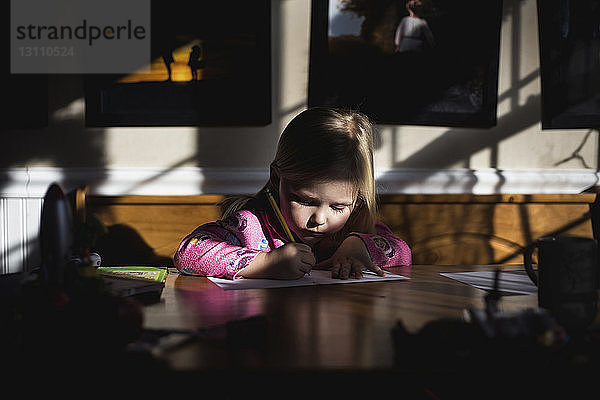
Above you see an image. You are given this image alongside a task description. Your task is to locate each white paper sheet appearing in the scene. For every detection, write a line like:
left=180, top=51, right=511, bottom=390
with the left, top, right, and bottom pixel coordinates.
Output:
left=208, top=269, right=409, bottom=290
left=440, top=269, right=537, bottom=295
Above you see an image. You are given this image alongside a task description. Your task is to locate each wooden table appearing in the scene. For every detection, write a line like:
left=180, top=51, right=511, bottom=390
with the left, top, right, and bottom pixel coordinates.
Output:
left=142, top=264, right=539, bottom=372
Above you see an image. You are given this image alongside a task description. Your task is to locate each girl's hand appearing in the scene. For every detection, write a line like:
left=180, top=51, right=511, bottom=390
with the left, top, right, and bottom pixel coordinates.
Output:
left=314, top=235, right=385, bottom=279
left=240, top=243, right=315, bottom=280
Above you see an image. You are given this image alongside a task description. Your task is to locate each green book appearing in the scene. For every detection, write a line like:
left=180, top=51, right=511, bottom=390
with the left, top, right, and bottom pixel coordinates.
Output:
left=96, top=266, right=167, bottom=297
left=97, top=266, right=168, bottom=283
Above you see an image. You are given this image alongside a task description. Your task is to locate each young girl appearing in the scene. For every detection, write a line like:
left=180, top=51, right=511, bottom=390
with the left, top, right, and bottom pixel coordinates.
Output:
left=174, top=107, right=411, bottom=280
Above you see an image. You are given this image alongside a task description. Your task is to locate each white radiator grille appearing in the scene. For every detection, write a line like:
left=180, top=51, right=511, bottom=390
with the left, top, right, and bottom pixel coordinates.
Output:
left=0, top=196, right=43, bottom=274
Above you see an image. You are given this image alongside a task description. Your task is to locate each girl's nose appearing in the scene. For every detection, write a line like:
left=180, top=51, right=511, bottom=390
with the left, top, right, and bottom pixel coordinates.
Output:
left=308, top=208, right=326, bottom=229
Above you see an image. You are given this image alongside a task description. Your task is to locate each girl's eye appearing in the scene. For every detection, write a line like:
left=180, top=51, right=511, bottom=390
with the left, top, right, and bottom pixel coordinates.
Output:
left=290, top=194, right=313, bottom=206
left=331, top=205, right=347, bottom=213
left=292, top=198, right=311, bottom=206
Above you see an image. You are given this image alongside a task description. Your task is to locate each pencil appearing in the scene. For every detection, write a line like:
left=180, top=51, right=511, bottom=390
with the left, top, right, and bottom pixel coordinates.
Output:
left=265, top=187, right=295, bottom=242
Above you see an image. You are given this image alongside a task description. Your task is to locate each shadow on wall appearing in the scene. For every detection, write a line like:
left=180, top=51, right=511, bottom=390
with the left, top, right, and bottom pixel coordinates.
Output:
left=93, top=224, right=173, bottom=267
left=0, top=70, right=109, bottom=272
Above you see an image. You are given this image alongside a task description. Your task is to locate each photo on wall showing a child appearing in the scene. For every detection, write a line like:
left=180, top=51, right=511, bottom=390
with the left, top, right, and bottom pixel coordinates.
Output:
left=85, top=0, right=271, bottom=126
left=308, top=0, right=503, bottom=127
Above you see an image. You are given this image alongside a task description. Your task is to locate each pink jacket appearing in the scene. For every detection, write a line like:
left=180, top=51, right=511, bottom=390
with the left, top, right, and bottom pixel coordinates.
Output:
left=174, top=208, right=411, bottom=279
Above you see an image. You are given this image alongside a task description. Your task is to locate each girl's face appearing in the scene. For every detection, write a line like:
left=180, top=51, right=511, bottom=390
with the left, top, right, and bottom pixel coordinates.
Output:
left=279, top=179, right=356, bottom=246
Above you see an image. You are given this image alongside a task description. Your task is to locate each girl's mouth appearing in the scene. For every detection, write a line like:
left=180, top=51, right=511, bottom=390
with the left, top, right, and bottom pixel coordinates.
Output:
left=301, top=229, right=324, bottom=237
left=299, top=230, right=326, bottom=244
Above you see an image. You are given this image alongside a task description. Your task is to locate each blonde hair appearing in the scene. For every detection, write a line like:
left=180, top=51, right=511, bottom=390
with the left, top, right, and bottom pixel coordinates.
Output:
left=221, top=107, right=377, bottom=242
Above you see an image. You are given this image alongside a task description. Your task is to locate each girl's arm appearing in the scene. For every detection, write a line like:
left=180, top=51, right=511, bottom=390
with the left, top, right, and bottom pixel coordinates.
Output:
left=173, top=210, right=268, bottom=279
left=237, top=242, right=315, bottom=280
left=174, top=209, right=317, bottom=280
left=314, top=222, right=411, bottom=279
left=350, top=222, right=412, bottom=268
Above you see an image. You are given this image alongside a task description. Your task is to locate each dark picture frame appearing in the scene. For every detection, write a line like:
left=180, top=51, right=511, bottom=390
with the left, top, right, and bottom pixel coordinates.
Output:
left=85, top=0, right=271, bottom=127
left=308, top=0, right=503, bottom=127
left=538, top=0, right=600, bottom=129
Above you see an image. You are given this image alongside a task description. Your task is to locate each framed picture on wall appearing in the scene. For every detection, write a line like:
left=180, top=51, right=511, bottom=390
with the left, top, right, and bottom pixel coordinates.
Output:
left=538, top=0, right=600, bottom=129
left=85, top=0, right=271, bottom=127
left=308, top=0, right=503, bottom=127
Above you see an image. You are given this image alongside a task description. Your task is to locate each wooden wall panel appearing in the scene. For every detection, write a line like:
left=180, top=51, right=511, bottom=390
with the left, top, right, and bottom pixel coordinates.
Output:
left=87, top=194, right=597, bottom=267
left=88, top=195, right=225, bottom=266
left=378, top=194, right=595, bottom=265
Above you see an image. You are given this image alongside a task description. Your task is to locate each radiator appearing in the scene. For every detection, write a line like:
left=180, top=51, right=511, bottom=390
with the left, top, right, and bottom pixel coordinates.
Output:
left=0, top=196, right=43, bottom=274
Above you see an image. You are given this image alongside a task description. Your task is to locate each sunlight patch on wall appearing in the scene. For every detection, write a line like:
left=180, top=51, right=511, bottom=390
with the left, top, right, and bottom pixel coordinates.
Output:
left=104, top=126, right=199, bottom=168
left=51, top=97, right=85, bottom=121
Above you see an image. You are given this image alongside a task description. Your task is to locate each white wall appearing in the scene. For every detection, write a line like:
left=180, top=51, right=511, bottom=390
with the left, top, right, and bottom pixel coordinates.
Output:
left=0, top=0, right=596, bottom=180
